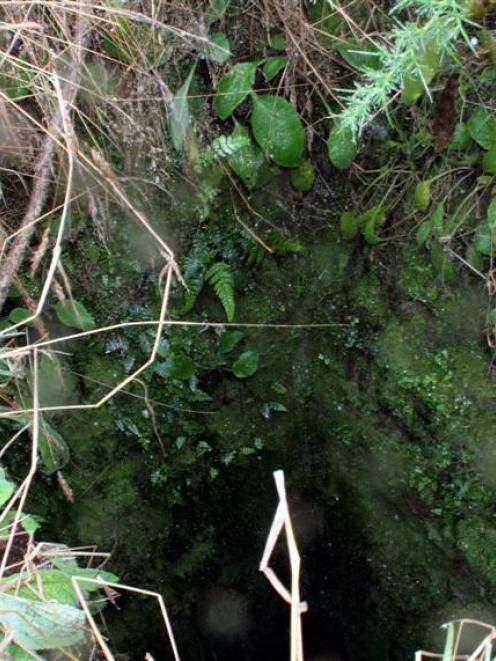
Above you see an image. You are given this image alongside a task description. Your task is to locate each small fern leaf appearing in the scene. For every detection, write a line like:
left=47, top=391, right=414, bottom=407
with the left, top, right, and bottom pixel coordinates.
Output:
left=205, top=262, right=235, bottom=322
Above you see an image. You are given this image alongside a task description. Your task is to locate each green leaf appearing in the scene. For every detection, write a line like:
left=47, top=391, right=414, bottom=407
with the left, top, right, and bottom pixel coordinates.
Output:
left=0, top=593, right=86, bottom=650
left=448, top=122, right=472, bottom=150
left=327, top=121, right=357, bottom=170
left=205, top=0, right=230, bottom=25
left=39, top=420, right=70, bottom=474
left=5, top=643, right=37, bottom=660
left=8, top=308, right=31, bottom=324
left=488, top=196, right=496, bottom=226
left=416, top=220, right=432, bottom=246
left=361, top=205, right=386, bottom=245
left=214, top=62, right=257, bottom=120
left=483, top=149, right=496, bottom=173
left=168, top=63, right=196, bottom=152
left=262, top=56, right=288, bottom=81
left=163, top=353, right=195, bottom=380
left=336, top=39, right=382, bottom=71
left=414, top=180, right=431, bottom=212
left=474, top=225, right=493, bottom=255
left=430, top=202, right=445, bottom=237
left=269, top=33, right=287, bottom=51
left=18, top=570, right=76, bottom=605
left=290, top=160, right=315, bottom=191
left=226, top=123, right=264, bottom=190
left=233, top=351, right=259, bottom=379
left=0, top=512, right=40, bottom=537
left=207, top=32, right=231, bottom=63
left=467, top=106, right=496, bottom=150
left=475, top=196, right=496, bottom=255
left=401, top=36, right=440, bottom=104
left=340, top=211, right=359, bottom=240
left=251, top=95, right=305, bottom=167
left=0, top=466, right=14, bottom=507
left=51, top=561, right=119, bottom=592
left=219, top=330, right=244, bottom=353
left=54, top=300, right=95, bottom=331
left=205, top=262, right=235, bottom=321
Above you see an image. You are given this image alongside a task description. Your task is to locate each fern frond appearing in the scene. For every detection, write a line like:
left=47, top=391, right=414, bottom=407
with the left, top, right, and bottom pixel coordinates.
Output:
left=205, top=262, right=235, bottom=322
left=243, top=231, right=304, bottom=266
left=212, top=133, right=251, bottom=159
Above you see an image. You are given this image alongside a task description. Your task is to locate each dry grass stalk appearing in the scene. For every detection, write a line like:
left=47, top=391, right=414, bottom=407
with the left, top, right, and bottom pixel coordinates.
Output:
left=72, top=576, right=181, bottom=661
left=0, top=3, right=92, bottom=313
left=260, top=470, right=307, bottom=661
left=415, top=619, right=496, bottom=661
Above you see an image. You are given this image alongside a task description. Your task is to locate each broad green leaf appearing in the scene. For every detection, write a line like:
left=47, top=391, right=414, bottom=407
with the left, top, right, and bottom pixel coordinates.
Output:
left=168, top=63, right=196, bottom=152
left=416, top=220, right=432, bottom=246
left=414, top=180, right=431, bottom=212
left=475, top=197, right=496, bottom=254
left=340, top=211, right=359, bottom=239
left=5, top=643, right=37, bottom=660
left=205, top=0, right=230, bottom=25
left=448, top=122, right=472, bottom=150
left=430, top=202, right=445, bottom=237
left=39, top=420, right=70, bottom=474
left=361, top=206, right=386, bottom=245
left=488, top=196, right=496, bottom=226
left=51, top=561, right=119, bottom=592
left=269, top=33, right=287, bottom=51
left=336, top=39, right=382, bottom=71
left=0, top=593, right=86, bottom=650
left=290, top=160, right=315, bottom=191
left=467, top=106, right=496, bottom=150
left=402, top=74, right=425, bottom=105
left=483, top=149, right=496, bottom=173
left=214, top=62, right=256, bottom=120
left=207, top=32, right=231, bottom=63
left=474, top=224, right=493, bottom=255
left=251, top=95, right=305, bottom=167
left=233, top=351, right=259, bottom=379
left=262, top=56, right=288, bottom=81
left=162, top=353, right=195, bottom=380
left=327, top=121, right=357, bottom=170
left=8, top=308, right=31, bottom=324
left=219, top=330, right=244, bottom=353
left=17, top=570, right=76, bottom=605
left=0, top=512, right=40, bottom=537
left=226, top=123, right=264, bottom=189
left=401, top=36, right=439, bottom=104
left=0, top=466, right=14, bottom=507
left=54, top=300, right=95, bottom=331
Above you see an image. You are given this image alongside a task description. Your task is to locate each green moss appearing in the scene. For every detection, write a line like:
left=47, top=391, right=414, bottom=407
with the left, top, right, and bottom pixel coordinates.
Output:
left=397, top=245, right=440, bottom=303
left=457, top=517, right=496, bottom=583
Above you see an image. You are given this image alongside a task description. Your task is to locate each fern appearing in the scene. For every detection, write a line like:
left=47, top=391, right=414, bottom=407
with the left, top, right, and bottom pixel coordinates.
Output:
left=205, top=262, right=235, bottom=322
left=244, top=230, right=304, bottom=266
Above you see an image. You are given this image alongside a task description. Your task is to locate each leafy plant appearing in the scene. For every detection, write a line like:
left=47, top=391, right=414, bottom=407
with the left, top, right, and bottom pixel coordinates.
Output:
left=54, top=300, right=95, bottom=331
left=214, top=62, right=257, bottom=120
left=168, top=63, right=197, bottom=152
left=213, top=61, right=305, bottom=170
left=205, top=262, right=235, bottom=321
left=251, top=95, right=305, bottom=167
left=232, top=350, right=259, bottom=378
left=327, top=121, right=358, bottom=170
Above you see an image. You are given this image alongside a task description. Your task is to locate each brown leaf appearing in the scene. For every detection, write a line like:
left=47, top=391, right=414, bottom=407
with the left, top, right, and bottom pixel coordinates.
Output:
left=434, top=74, right=460, bottom=153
